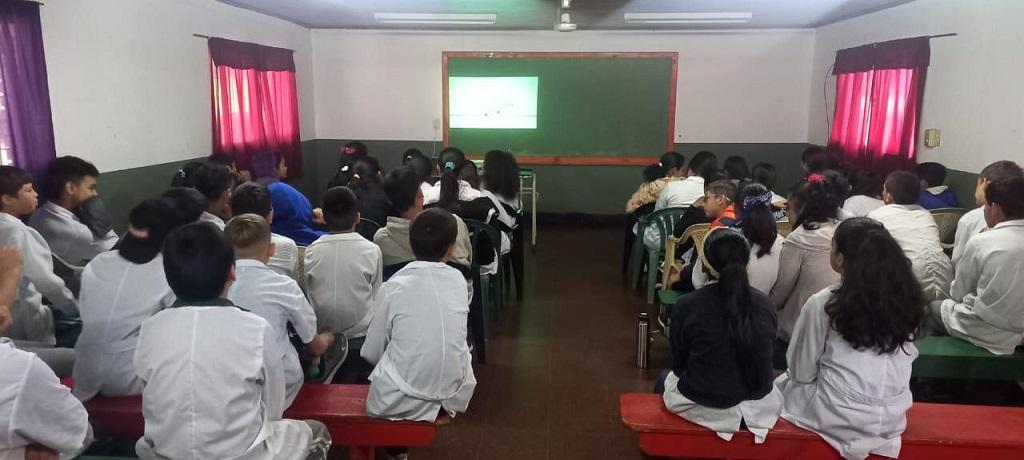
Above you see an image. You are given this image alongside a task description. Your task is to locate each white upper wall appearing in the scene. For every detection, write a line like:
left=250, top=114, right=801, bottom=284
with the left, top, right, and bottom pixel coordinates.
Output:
left=311, top=29, right=815, bottom=144
left=810, top=0, right=1024, bottom=173
left=42, top=0, right=315, bottom=172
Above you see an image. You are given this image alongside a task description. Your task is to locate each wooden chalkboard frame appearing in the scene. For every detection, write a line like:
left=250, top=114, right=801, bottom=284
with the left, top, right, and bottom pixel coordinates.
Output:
left=442, top=51, right=678, bottom=166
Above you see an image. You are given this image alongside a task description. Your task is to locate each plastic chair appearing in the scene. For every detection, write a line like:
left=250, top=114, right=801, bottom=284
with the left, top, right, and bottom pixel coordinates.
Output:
left=657, top=223, right=711, bottom=337
left=52, top=253, right=85, bottom=297
left=356, top=218, right=382, bottom=241
left=464, top=219, right=504, bottom=322
left=930, top=208, right=970, bottom=248
left=776, top=220, right=793, bottom=238
left=635, top=207, right=690, bottom=304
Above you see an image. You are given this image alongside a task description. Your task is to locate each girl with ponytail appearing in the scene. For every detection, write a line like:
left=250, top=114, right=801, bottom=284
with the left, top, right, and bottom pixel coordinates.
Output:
left=661, top=227, right=782, bottom=442
left=777, top=217, right=924, bottom=460
left=625, top=151, right=685, bottom=214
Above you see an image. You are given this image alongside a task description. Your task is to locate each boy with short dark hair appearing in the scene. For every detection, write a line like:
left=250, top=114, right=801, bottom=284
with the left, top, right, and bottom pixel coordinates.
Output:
left=193, top=162, right=234, bottom=229
left=868, top=171, right=953, bottom=301
left=362, top=208, right=476, bottom=422
left=932, top=176, right=1024, bottom=354
left=29, top=156, right=118, bottom=266
left=224, top=214, right=332, bottom=406
left=916, top=162, right=958, bottom=209
left=134, top=222, right=330, bottom=459
left=0, top=166, right=76, bottom=345
left=952, top=161, right=1023, bottom=264
left=231, top=182, right=300, bottom=279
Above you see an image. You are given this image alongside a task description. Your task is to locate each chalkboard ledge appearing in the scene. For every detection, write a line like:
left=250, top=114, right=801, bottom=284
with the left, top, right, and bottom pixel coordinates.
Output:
left=466, top=155, right=659, bottom=166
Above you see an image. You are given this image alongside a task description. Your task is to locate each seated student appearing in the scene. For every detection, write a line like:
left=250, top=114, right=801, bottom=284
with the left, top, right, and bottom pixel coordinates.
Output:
left=225, top=214, right=332, bottom=406
left=405, top=150, right=436, bottom=192
left=645, top=151, right=719, bottom=250
left=660, top=228, right=781, bottom=442
left=723, top=156, right=749, bottom=185
left=0, top=166, right=76, bottom=346
left=667, top=180, right=736, bottom=292
left=750, top=162, right=787, bottom=209
left=481, top=150, right=522, bottom=252
left=930, top=176, right=1024, bottom=355
left=375, top=167, right=472, bottom=269
left=208, top=152, right=251, bottom=184
left=192, top=162, right=234, bottom=229
left=73, top=198, right=183, bottom=401
left=305, top=187, right=383, bottom=378
left=770, top=172, right=844, bottom=362
left=29, top=156, right=118, bottom=267
left=626, top=151, right=685, bottom=214
left=868, top=171, right=953, bottom=301
left=362, top=208, right=476, bottom=422
left=348, top=156, right=392, bottom=227
left=134, top=222, right=331, bottom=459
left=0, top=245, right=92, bottom=460
left=327, top=141, right=369, bottom=189
left=842, top=169, right=884, bottom=217
left=916, top=162, right=958, bottom=209
left=161, top=187, right=208, bottom=225
left=230, top=182, right=300, bottom=280
left=777, top=218, right=924, bottom=460
left=423, top=150, right=482, bottom=206
left=250, top=151, right=326, bottom=246
left=951, top=161, right=1022, bottom=264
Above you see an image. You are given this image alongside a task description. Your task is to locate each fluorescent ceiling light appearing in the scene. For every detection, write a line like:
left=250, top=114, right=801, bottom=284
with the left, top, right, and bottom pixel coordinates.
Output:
left=374, top=13, right=496, bottom=25
left=624, top=12, right=753, bottom=24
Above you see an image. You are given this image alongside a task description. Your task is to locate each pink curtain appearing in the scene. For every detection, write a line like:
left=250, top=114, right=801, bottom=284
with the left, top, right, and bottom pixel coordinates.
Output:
left=210, top=38, right=301, bottom=178
left=828, top=37, right=929, bottom=173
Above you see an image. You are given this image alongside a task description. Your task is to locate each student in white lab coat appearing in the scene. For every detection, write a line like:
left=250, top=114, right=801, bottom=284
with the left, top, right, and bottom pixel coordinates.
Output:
left=0, top=166, right=76, bottom=347
left=28, top=156, right=118, bottom=271
left=777, top=218, right=925, bottom=460
left=305, top=187, right=382, bottom=382
left=230, top=182, right=300, bottom=279
left=73, top=198, right=185, bottom=401
left=867, top=171, right=953, bottom=301
left=134, top=222, right=330, bottom=460
left=930, top=176, right=1024, bottom=354
left=192, top=162, right=234, bottom=229
left=225, top=214, right=333, bottom=406
left=644, top=151, right=719, bottom=250
left=422, top=148, right=482, bottom=206
left=362, top=208, right=476, bottom=424
left=841, top=169, right=885, bottom=218
left=0, top=245, right=93, bottom=460
left=951, top=161, right=1022, bottom=265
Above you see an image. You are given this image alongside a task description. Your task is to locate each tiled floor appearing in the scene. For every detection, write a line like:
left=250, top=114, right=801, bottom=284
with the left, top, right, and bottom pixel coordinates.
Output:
left=407, top=224, right=670, bottom=460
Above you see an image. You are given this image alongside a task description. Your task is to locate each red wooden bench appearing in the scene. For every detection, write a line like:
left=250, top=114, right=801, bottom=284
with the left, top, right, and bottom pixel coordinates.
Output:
left=63, top=381, right=436, bottom=460
left=620, top=393, right=1024, bottom=459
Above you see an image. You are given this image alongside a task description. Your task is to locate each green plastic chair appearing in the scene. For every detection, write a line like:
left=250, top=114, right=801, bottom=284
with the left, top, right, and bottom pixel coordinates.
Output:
left=464, top=219, right=505, bottom=326
left=634, top=207, right=690, bottom=304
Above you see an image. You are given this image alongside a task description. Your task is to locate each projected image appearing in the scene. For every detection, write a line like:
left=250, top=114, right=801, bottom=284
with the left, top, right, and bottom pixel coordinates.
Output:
left=449, top=77, right=538, bottom=129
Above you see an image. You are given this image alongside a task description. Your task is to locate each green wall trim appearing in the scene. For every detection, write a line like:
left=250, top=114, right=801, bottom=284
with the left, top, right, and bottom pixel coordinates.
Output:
left=946, top=168, right=979, bottom=210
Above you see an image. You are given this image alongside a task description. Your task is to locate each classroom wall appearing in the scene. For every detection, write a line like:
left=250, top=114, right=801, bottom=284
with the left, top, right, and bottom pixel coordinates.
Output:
left=809, top=0, right=1024, bottom=179
left=40, top=0, right=316, bottom=174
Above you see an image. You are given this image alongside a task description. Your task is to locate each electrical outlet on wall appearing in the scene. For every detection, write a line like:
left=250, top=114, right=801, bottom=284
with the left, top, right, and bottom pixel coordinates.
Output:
left=675, top=133, right=683, bottom=142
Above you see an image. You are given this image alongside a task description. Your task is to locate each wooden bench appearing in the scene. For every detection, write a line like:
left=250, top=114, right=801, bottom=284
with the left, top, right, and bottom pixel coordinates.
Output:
left=64, top=382, right=437, bottom=460
left=620, top=393, right=1024, bottom=459
left=913, top=336, right=1024, bottom=381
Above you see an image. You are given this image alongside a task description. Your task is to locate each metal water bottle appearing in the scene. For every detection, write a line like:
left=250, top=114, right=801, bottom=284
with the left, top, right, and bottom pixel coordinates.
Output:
left=636, top=312, right=650, bottom=368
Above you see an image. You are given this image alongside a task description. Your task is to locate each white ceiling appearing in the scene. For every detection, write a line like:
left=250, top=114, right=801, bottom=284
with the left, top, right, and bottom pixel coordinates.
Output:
left=216, top=0, right=917, bottom=30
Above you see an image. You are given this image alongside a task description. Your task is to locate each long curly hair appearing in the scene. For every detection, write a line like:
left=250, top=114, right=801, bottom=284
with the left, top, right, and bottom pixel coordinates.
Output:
left=826, top=218, right=925, bottom=354
left=483, top=150, right=520, bottom=200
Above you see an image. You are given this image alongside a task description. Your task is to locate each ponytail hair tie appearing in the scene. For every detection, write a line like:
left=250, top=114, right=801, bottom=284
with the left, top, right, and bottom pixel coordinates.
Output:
left=128, top=226, right=150, bottom=239
left=444, top=160, right=456, bottom=171
left=341, top=165, right=350, bottom=172
left=342, top=146, right=356, bottom=155
left=658, top=162, right=663, bottom=167
left=742, top=190, right=774, bottom=213
left=807, top=173, right=825, bottom=184
left=176, top=169, right=186, bottom=179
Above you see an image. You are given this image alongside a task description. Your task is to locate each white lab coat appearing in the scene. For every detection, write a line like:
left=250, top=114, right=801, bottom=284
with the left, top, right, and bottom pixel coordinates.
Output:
left=693, top=235, right=783, bottom=295
left=776, top=287, right=916, bottom=460
left=939, top=219, right=1024, bottom=354
left=73, top=252, right=174, bottom=401
left=868, top=204, right=954, bottom=301
left=28, top=201, right=117, bottom=265
left=952, top=206, right=986, bottom=266
left=0, top=213, right=76, bottom=344
left=842, top=195, right=884, bottom=218
left=228, top=259, right=318, bottom=406
left=199, top=211, right=225, bottom=229
left=304, top=233, right=382, bottom=338
left=361, top=262, right=476, bottom=422
left=422, top=180, right=483, bottom=206
left=480, top=189, right=515, bottom=254
left=268, top=232, right=300, bottom=280
left=0, top=339, right=91, bottom=459
left=662, top=371, right=782, bottom=443
left=644, top=176, right=706, bottom=249
left=134, top=302, right=316, bottom=460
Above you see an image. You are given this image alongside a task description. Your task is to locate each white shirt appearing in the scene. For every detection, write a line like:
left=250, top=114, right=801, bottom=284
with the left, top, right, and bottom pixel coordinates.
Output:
left=952, top=207, right=987, bottom=265
left=304, top=233, right=383, bottom=338
left=662, top=371, right=782, bottom=443
left=868, top=204, right=953, bottom=301
left=842, top=195, right=884, bottom=218
left=0, top=339, right=91, bottom=458
left=268, top=232, right=299, bottom=280
left=421, top=180, right=483, bottom=206
left=644, top=176, right=706, bottom=249
left=361, top=262, right=476, bottom=422
left=73, top=252, right=175, bottom=401
left=0, top=213, right=76, bottom=344
left=776, top=286, right=916, bottom=460
left=228, top=260, right=317, bottom=406
left=480, top=189, right=515, bottom=254
left=28, top=201, right=117, bottom=265
left=199, top=211, right=225, bottom=229
left=134, top=303, right=290, bottom=460
left=940, top=219, right=1024, bottom=355
left=692, top=235, right=783, bottom=296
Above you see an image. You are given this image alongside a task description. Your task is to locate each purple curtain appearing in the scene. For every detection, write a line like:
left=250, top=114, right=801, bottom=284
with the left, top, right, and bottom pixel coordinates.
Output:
left=0, top=0, right=55, bottom=179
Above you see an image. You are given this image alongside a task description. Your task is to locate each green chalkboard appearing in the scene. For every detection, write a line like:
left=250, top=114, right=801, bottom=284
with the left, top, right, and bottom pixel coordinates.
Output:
left=443, top=53, right=676, bottom=161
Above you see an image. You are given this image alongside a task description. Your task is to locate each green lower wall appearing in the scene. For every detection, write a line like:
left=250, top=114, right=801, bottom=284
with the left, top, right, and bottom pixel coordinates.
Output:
left=96, top=140, right=981, bottom=232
